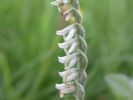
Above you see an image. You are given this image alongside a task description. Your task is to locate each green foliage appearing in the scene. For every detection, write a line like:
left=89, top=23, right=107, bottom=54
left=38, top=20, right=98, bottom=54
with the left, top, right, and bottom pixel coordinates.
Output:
left=105, top=74, right=133, bottom=100
left=0, top=0, right=133, bottom=100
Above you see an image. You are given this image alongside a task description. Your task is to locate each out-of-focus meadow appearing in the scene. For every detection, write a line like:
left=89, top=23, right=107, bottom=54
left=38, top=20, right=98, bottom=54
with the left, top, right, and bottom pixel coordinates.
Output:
left=0, top=0, right=133, bottom=100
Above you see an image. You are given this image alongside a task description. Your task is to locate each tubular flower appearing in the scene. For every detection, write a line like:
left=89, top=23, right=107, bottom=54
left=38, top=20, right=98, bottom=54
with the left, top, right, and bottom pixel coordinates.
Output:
left=51, top=0, right=88, bottom=99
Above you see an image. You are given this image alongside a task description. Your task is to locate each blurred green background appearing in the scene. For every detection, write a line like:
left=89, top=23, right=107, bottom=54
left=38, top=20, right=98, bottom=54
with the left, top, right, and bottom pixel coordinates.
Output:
left=0, top=0, right=133, bottom=100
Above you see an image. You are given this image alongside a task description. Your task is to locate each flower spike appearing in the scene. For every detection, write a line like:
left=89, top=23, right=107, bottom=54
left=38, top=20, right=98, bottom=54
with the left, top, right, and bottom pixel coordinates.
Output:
left=51, top=0, right=88, bottom=99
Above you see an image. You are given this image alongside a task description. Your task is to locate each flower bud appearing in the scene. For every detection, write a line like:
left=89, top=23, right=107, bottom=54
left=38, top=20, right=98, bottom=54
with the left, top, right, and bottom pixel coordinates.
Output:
left=51, top=0, right=70, bottom=6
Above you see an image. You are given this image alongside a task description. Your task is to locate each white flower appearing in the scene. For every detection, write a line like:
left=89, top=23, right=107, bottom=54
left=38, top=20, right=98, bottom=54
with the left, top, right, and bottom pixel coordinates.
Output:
left=51, top=0, right=80, bottom=12
left=55, top=82, right=75, bottom=98
left=56, top=23, right=85, bottom=40
left=56, top=24, right=75, bottom=36
left=52, top=0, right=88, bottom=99
left=59, top=68, right=80, bottom=82
left=65, top=57, right=78, bottom=69
left=58, top=50, right=88, bottom=69
left=63, top=7, right=81, bottom=23
left=58, top=52, right=79, bottom=64
left=58, top=36, right=87, bottom=53
left=65, top=28, right=77, bottom=41
left=58, top=37, right=77, bottom=49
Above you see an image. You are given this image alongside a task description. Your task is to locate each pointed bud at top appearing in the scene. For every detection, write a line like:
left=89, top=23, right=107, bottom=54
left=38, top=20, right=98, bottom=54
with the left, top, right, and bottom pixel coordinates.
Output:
left=51, top=0, right=70, bottom=6
left=63, top=8, right=81, bottom=23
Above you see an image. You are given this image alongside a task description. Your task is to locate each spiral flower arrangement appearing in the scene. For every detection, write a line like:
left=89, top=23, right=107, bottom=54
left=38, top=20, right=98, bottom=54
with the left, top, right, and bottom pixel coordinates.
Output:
left=51, top=0, right=88, bottom=100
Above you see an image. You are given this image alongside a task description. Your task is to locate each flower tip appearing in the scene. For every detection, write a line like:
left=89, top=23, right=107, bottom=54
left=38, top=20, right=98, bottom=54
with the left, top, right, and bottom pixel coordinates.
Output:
left=56, top=31, right=62, bottom=35
left=58, top=43, right=62, bottom=48
left=58, top=56, right=64, bottom=63
left=51, top=1, right=57, bottom=5
left=55, top=83, right=61, bottom=90
left=59, top=72, right=63, bottom=76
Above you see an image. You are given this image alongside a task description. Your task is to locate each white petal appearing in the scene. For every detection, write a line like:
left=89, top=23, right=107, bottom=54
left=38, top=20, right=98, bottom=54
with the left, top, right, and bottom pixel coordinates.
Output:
left=51, top=0, right=70, bottom=5
left=59, top=71, right=66, bottom=77
left=78, top=36, right=87, bottom=52
left=56, top=83, right=64, bottom=90
left=58, top=42, right=70, bottom=49
left=67, top=43, right=78, bottom=54
left=76, top=23, right=85, bottom=38
left=56, top=30, right=68, bottom=36
left=66, top=71, right=78, bottom=81
left=58, top=38, right=77, bottom=50
left=79, top=51, right=88, bottom=69
left=58, top=56, right=68, bottom=63
left=75, top=81, right=85, bottom=96
left=65, top=28, right=77, bottom=41
left=51, top=0, right=61, bottom=6
left=67, top=52, right=79, bottom=60
left=58, top=52, right=79, bottom=64
left=64, top=8, right=81, bottom=23
left=59, top=68, right=80, bottom=81
left=57, top=6, right=61, bottom=13
left=75, top=83, right=85, bottom=100
left=55, top=83, right=75, bottom=94
left=63, top=0, right=70, bottom=4
left=58, top=68, right=78, bottom=77
left=56, top=24, right=75, bottom=36
left=63, top=8, right=74, bottom=21
left=62, top=84, right=75, bottom=93
left=66, top=57, right=78, bottom=69
left=79, top=70, right=87, bottom=85
left=65, top=12, right=73, bottom=21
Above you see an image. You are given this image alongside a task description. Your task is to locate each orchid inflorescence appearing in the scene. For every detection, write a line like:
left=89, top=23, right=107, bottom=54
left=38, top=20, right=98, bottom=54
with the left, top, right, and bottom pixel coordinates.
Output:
left=51, top=0, right=88, bottom=100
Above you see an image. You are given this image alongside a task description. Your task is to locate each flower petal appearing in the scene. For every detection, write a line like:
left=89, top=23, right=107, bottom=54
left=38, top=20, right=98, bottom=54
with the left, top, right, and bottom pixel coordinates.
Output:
left=51, top=0, right=70, bottom=6
left=63, top=8, right=81, bottom=23
left=59, top=68, right=80, bottom=82
left=65, top=28, right=77, bottom=41
left=66, top=57, right=78, bottom=69
left=75, top=81, right=85, bottom=99
left=76, top=23, right=85, bottom=38
left=56, top=24, right=75, bottom=36
left=79, top=70, right=87, bottom=85
left=67, top=43, right=78, bottom=54
left=55, top=83, right=76, bottom=95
